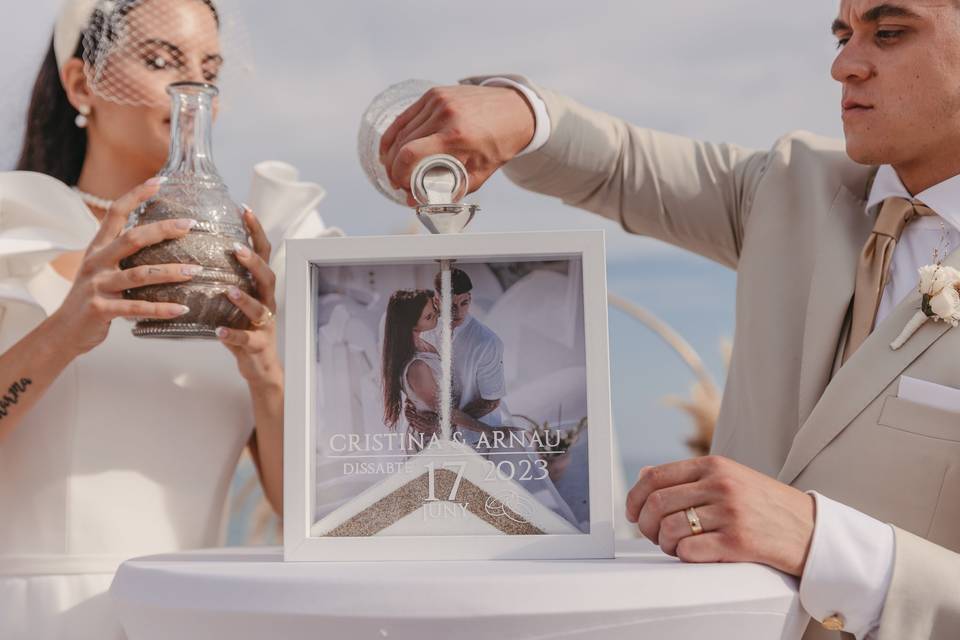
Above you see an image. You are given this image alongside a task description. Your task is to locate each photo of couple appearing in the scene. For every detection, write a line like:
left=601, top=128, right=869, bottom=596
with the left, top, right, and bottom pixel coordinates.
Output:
left=381, top=267, right=512, bottom=451
left=311, top=256, right=591, bottom=533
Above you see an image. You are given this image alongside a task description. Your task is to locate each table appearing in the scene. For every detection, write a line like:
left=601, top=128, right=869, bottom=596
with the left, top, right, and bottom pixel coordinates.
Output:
left=110, top=539, right=809, bottom=640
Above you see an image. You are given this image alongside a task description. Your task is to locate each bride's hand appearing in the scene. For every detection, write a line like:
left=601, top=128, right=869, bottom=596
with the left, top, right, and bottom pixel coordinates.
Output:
left=215, top=207, right=282, bottom=390
left=49, top=178, right=202, bottom=357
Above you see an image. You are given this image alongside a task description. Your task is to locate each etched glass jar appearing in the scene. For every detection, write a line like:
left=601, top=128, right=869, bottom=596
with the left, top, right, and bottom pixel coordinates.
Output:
left=120, top=81, right=254, bottom=339
left=357, top=78, right=438, bottom=205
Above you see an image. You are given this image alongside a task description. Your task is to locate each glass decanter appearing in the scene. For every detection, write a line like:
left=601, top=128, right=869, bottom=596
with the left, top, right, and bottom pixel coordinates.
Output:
left=120, top=81, right=254, bottom=339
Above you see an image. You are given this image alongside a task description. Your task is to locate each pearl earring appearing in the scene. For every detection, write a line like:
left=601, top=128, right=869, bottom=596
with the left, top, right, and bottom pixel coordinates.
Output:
left=75, top=105, right=91, bottom=129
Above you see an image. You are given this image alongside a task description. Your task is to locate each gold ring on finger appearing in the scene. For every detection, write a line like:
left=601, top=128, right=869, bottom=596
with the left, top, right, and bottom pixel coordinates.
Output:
left=685, top=506, right=704, bottom=536
left=251, top=308, right=274, bottom=328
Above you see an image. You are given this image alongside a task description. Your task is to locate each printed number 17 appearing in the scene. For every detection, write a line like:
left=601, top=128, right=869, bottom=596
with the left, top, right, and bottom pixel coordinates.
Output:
left=425, top=461, right=466, bottom=502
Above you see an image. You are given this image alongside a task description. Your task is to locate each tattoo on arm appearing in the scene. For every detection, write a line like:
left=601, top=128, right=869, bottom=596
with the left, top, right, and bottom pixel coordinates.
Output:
left=462, top=397, right=500, bottom=420
left=0, top=378, right=33, bottom=420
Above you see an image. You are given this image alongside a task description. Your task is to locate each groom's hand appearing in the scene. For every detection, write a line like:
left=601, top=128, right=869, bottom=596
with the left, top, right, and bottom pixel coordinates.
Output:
left=625, top=455, right=816, bottom=577
left=404, top=400, right=440, bottom=437
left=379, top=85, right=536, bottom=205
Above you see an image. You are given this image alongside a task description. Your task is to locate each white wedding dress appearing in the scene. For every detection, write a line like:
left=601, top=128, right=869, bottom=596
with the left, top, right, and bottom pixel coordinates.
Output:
left=401, top=351, right=459, bottom=413
left=0, top=163, right=339, bottom=640
left=400, top=351, right=458, bottom=452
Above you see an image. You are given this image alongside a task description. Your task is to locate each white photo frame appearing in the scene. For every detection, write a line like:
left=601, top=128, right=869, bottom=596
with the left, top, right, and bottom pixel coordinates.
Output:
left=284, top=230, right=614, bottom=561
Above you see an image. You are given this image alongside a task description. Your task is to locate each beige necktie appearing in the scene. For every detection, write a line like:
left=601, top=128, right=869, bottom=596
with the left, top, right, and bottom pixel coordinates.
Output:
left=842, top=197, right=936, bottom=363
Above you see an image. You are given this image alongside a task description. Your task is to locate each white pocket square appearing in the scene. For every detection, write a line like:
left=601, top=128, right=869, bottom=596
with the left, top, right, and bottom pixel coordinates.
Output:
left=898, top=376, right=960, bottom=413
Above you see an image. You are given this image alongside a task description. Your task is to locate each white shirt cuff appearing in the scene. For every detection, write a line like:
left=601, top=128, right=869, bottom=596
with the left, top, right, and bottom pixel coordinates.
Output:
left=478, top=77, right=551, bottom=157
left=799, top=491, right=895, bottom=640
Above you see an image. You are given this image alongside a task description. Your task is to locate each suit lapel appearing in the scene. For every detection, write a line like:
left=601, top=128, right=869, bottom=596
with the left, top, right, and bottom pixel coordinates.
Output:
left=795, top=184, right=875, bottom=429
left=779, top=244, right=960, bottom=484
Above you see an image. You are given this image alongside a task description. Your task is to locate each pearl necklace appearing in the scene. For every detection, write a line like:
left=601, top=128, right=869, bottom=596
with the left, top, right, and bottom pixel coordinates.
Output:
left=71, top=187, right=114, bottom=211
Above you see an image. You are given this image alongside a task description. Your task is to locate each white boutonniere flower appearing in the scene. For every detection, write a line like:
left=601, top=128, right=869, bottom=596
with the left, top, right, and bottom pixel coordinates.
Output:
left=890, top=264, right=960, bottom=350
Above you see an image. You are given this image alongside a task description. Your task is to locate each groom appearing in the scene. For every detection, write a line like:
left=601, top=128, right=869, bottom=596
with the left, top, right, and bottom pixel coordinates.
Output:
left=406, top=267, right=507, bottom=449
left=379, top=2, right=960, bottom=638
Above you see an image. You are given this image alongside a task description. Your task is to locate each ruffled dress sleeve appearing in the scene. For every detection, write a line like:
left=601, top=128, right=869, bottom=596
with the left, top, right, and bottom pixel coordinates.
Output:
left=0, top=172, right=99, bottom=348
left=244, top=161, right=343, bottom=363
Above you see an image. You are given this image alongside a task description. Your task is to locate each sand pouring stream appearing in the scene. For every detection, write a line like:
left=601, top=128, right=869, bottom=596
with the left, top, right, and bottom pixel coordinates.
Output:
left=410, top=155, right=479, bottom=441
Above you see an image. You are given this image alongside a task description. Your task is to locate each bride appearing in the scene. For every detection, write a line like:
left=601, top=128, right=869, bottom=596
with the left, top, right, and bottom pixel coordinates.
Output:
left=0, top=0, right=336, bottom=637
left=380, top=289, right=512, bottom=448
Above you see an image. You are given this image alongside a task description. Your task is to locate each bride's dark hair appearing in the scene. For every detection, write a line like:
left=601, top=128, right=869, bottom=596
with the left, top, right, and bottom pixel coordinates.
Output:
left=15, top=0, right=219, bottom=184
left=15, top=39, right=86, bottom=184
left=381, top=289, right=434, bottom=429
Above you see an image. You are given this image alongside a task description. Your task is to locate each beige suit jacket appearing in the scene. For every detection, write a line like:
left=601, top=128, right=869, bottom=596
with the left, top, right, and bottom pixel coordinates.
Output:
left=464, top=75, right=960, bottom=640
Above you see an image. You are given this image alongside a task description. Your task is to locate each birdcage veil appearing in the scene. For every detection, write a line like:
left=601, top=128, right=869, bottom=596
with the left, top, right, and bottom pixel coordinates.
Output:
left=55, top=0, right=252, bottom=108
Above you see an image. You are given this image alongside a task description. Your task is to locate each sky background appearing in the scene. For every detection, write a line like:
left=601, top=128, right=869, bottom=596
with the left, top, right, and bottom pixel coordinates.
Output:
left=1, top=1, right=845, bottom=487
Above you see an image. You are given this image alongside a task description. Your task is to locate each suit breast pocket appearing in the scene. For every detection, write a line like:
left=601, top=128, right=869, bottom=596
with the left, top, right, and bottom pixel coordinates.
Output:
left=878, top=395, right=960, bottom=442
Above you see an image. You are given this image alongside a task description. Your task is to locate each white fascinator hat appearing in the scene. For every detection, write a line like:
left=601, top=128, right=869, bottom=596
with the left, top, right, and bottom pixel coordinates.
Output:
left=53, top=0, right=110, bottom=71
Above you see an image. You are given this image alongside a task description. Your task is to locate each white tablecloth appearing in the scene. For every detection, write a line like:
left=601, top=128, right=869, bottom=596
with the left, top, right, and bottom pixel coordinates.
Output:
left=110, top=539, right=809, bottom=640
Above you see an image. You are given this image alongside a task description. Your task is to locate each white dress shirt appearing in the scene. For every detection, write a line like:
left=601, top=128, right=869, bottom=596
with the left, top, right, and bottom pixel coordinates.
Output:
left=869, top=164, right=960, bottom=323
left=422, top=315, right=508, bottom=446
left=500, top=82, right=960, bottom=639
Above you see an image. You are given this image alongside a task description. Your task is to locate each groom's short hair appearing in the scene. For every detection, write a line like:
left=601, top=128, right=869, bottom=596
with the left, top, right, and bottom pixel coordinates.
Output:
left=435, top=268, right=473, bottom=295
